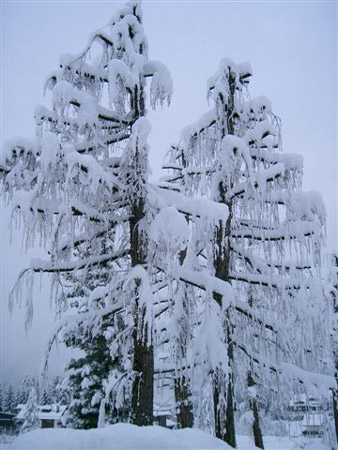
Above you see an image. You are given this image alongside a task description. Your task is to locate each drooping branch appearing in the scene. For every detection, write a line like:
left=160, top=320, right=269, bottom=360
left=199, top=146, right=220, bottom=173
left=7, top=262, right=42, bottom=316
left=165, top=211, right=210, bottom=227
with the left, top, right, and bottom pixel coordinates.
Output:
left=28, top=249, right=130, bottom=274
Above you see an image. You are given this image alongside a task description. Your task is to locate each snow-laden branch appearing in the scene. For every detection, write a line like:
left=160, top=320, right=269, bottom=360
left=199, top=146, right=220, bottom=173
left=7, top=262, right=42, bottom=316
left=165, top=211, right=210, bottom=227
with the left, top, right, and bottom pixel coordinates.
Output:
left=231, top=220, right=320, bottom=242
left=229, top=271, right=306, bottom=291
left=176, top=265, right=277, bottom=331
left=28, top=249, right=130, bottom=274
left=142, top=60, right=173, bottom=109
left=234, top=342, right=335, bottom=396
left=279, top=362, right=335, bottom=396
left=74, top=132, right=130, bottom=154
left=231, top=243, right=313, bottom=274
left=154, top=264, right=233, bottom=309
left=250, top=148, right=303, bottom=172
left=150, top=185, right=229, bottom=222
left=58, top=227, right=118, bottom=254
left=228, top=162, right=284, bottom=199
left=181, top=109, right=217, bottom=141
left=41, top=300, right=125, bottom=377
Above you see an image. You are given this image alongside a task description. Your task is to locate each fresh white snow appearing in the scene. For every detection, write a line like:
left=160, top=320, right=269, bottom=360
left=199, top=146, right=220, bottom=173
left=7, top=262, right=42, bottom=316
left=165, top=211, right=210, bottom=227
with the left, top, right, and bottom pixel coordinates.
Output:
left=7, top=425, right=332, bottom=450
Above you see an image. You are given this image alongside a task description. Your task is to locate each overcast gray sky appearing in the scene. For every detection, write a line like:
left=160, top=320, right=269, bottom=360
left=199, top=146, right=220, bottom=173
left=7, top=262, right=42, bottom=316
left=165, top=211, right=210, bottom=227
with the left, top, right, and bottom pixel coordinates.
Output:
left=1, top=1, right=337, bottom=385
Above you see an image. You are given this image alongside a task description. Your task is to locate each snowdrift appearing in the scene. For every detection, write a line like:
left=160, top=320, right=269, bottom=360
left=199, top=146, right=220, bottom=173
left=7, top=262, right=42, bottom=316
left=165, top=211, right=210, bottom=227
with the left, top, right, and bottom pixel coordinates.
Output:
left=9, top=424, right=332, bottom=450
left=10, top=423, right=229, bottom=450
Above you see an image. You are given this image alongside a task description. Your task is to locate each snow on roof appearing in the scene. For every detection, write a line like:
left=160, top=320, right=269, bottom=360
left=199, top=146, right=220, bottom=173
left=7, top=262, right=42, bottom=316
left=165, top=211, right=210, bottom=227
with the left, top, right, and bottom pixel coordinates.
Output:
left=16, top=404, right=67, bottom=421
left=154, top=410, right=172, bottom=417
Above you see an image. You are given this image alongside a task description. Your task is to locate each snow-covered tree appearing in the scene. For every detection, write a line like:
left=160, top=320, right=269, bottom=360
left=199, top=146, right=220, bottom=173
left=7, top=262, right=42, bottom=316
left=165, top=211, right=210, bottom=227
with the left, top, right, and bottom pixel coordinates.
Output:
left=49, top=376, right=63, bottom=404
left=20, top=387, right=40, bottom=434
left=1, top=1, right=172, bottom=428
left=16, top=376, right=34, bottom=406
left=1, top=1, right=334, bottom=444
left=55, top=239, right=129, bottom=426
left=162, top=58, right=333, bottom=447
left=39, top=382, right=53, bottom=406
left=2, top=383, right=16, bottom=413
left=51, top=377, right=70, bottom=407
left=327, top=251, right=338, bottom=444
left=63, top=315, right=129, bottom=428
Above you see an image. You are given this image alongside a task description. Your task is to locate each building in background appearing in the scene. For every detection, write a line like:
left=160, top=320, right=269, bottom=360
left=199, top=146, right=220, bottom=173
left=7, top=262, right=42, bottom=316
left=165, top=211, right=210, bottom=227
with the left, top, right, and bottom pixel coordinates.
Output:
left=15, top=404, right=67, bottom=429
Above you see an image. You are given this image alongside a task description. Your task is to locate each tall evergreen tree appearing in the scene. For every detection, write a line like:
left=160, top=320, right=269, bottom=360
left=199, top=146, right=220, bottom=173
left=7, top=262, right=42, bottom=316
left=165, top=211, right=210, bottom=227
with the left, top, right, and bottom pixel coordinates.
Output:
left=327, top=251, right=338, bottom=445
left=162, top=58, right=333, bottom=447
left=1, top=1, right=172, bottom=427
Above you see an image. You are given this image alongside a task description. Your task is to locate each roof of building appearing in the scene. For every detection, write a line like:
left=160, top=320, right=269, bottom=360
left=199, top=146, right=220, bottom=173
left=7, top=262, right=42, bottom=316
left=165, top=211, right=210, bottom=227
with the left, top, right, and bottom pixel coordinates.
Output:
left=16, top=404, right=67, bottom=421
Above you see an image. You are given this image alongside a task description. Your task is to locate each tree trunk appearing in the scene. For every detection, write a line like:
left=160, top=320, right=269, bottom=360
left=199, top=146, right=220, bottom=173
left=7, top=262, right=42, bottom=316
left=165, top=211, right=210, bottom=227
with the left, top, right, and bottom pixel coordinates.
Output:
left=212, top=205, right=236, bottom=448
left=174, top=376, right=194, bottom=428
left=131, top=315, right=154, bottom=426
left=224, top=376, right=236, bottom=448
left=332, top=255, right=338, bottom=445
left=129, top=227, right=154, bottom=426
left=212, top=369, right=236, bottom=448
left=173, top=245, right=194, bottom=429
left=213, top=372, right=222, bottom=438
left=252, top=401, right=264, bottom=450
left=224, top=316, right=236, bottom=449
left=332, top=359, right=338, bottom=446
left=211, top=66, right=237, bottom=447
left=248, top=372, right=264, bottom=449
left=129, top=149, right=154, bottom=425
left=211, top=311, right=236, bottom=447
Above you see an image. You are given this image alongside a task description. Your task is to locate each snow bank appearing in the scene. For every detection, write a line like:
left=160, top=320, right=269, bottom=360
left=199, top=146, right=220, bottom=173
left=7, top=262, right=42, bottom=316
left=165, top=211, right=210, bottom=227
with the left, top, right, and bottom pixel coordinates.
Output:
left=10, top=423, right=229, bottom=450
left=9, top=426, right=332, bottom=450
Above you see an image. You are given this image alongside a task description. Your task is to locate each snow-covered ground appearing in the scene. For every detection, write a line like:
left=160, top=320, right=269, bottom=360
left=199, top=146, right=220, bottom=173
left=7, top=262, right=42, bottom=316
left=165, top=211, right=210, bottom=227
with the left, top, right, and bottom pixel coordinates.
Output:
left=2, top=424, right=333, bottom=450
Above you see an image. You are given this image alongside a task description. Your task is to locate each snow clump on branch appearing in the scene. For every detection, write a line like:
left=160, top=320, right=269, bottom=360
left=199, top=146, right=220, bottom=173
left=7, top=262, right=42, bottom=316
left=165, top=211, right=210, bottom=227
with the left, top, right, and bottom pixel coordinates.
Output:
left=149, top=206, right=190, bottom=256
